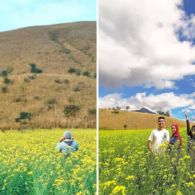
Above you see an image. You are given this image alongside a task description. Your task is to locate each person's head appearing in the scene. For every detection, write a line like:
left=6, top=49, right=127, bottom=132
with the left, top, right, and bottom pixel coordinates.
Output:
left=191, top=125, right=195, bottom=137
left=64, top=131, right=72, bottom=140
left=171, top=124, right=179, bottom=135
left=158, top=116, right=165, bottom=129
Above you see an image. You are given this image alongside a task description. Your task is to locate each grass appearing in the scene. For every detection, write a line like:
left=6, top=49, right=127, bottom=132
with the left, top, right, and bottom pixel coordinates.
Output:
left=99, top=129, right=195, bottom=194
left=99, top=109, right=188, bottom=129
left=0, top=129, right=96, bottom=195
left=0, top=73, right=96, bottom=129
left=0, top=22, right=96, bottom=129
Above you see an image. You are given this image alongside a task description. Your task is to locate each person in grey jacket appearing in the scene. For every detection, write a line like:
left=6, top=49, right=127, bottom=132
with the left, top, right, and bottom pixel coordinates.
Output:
left=56, top=131, right=78, bottom=156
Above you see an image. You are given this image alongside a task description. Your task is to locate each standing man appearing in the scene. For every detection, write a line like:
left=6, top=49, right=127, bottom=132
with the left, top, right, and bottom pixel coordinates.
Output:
left=148, top=116, right=170, bottom=155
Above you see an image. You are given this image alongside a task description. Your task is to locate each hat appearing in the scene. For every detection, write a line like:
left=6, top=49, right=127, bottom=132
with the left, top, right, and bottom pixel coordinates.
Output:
left=64, top=131, right=72, bottom=139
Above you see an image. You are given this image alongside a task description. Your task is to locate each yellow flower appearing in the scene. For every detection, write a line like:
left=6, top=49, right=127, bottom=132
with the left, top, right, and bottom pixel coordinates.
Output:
left=103, top=180, right=116, bottom=189
left=186, top=182, right=194, bottom=188
left=183, top=155, right=190, bottom=160
left=112, top=185, right=126, bottom=195
left=28, top=171, right=33, bottom=176
left=176, top=191, right=182, bottom=195
left=126, top=175, right=135, bottom=181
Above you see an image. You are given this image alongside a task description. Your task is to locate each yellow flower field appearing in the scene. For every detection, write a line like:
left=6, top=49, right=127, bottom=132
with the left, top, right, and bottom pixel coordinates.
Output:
left=99, top=129, right=195, bottom=195
left=0, top=129, right=96, bottom=195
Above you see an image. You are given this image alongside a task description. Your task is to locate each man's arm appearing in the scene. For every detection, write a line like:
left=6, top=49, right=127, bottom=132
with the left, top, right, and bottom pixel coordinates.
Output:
left=59, top=137, right=65, bottom=142
left=185, top=113, right=191, bottom=136
left=166, top=131, right=170, bottom=142
left=148, top=140, right=153, bottom=153
left=148, top=131, right=154, bottom=153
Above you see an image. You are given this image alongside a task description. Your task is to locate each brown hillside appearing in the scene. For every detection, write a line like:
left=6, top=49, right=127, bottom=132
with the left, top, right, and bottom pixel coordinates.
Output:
left=0, top=22, right=96, bottom=129
left=99, top=109, right=188, bottom=130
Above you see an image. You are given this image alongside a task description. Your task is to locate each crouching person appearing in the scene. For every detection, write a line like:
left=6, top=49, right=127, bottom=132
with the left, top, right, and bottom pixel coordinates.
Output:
left=56, top=131, right=78, bottom=157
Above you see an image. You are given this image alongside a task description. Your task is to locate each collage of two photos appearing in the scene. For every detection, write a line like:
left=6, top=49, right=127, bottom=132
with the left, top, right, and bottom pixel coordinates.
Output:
left=0, top=0, right=195, bottom=194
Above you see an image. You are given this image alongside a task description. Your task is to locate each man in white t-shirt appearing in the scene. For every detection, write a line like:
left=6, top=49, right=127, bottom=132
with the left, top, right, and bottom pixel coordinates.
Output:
left=148, top=116, right=170, bottom=154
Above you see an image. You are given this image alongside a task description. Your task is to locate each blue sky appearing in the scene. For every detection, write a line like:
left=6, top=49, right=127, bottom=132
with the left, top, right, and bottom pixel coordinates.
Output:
left=0, top=0, right=96, bottom=32
left=99, top=0, right=195, bottom=121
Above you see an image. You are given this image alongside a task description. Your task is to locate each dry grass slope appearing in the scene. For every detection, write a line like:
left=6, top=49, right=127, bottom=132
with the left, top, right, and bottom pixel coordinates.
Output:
left=0, top=21, right=96, bottom=129
left=99, top=109, right=188, bottom=130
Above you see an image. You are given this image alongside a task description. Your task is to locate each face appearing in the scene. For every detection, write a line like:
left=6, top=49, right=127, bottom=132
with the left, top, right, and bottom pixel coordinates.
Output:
left=158, top=119, right=165, bottom=129
left=172, top=126, right=176, bottom=133
left=192, top=127, right=195, bottom=137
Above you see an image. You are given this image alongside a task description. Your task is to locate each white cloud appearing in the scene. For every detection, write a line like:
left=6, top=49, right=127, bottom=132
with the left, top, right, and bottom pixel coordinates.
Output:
left=99, top=0, right=195, bottom=89
left=99, top=92, right=195, bottom=112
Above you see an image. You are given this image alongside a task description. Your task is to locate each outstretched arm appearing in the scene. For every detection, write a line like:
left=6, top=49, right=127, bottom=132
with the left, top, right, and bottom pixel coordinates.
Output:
left=59, top=137, right=65, bottom=142
left=148, top=131, right=154, bottom=154
left=185, top=113, right=191, bottom=136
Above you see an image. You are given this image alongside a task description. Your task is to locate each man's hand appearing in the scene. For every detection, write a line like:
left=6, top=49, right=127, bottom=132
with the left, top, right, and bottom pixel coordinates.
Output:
left=185, top=112, right=188, bottom=120
left=148, top=141, right=153, bottom=153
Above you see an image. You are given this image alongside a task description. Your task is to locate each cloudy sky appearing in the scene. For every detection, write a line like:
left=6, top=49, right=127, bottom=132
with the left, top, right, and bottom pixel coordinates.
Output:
left=0, top=0, right=96, bottom=32
left=99, top=0, right=195, bottom=120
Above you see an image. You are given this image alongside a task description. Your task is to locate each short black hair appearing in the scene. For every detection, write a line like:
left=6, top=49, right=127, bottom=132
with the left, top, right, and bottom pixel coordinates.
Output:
left=191, top=125, right=195, bottom=130
left=158, top=116, right=165, bottom=121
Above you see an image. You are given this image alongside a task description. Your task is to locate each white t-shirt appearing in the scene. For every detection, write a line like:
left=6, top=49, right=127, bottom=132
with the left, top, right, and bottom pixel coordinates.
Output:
left=148, top=128, right=170, bottom=153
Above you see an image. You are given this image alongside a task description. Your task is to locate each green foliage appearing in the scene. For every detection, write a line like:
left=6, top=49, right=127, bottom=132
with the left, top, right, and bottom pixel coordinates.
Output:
left=88, top=108, right=96, bottom=116
left=47, top=98, right=57, bottom=110
left=68, top=67, right=81, bottom=76
left=63, top=48, right=71, bottom=54
left=83, top=71, right=90, bottom=77
left=1, top=67, right=13, bottom=77
left=64, top=104, right=80, bottom=117
left=29, top=63, right=43, bottom=74
left=3, top=77, right=11, bottom=84
left=15, top=112, right=31, bottom=122
left=68, top=67, right=77, bottom=74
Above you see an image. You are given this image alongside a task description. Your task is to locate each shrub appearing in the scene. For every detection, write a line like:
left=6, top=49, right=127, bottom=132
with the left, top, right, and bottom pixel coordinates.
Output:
left=68, top=67, right=81, bottom=76
left=1, top=67, right=13, bottom=77
left=73, top=86, right=80, bottom=92
left=63, top=48, right=71, bottom=54
left=75, top=69, right=81, bottom=76
left=4, top=77, right=11, bottom=84
left=88, top=108, right=96, bottom=116
left=1, top=86, right=8, bottom=93
left=29, top=63, right=43, bottom=74
left=47, top=98, right=57, bottom=110
left=68, top=67, right=76, bottom=74
left=15, top=112, right=31, bottom=122
left=64, top=105, right=80, bottom=117
left=55, top=79, right=62, bottom=84
left=83, top=71, right=91, bottom=77
left=28, top=74, right=37, bottom=80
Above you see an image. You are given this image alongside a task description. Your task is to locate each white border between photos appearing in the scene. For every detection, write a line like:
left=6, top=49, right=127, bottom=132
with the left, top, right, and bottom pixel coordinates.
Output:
left=96, top=0, right=99, bottom=193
